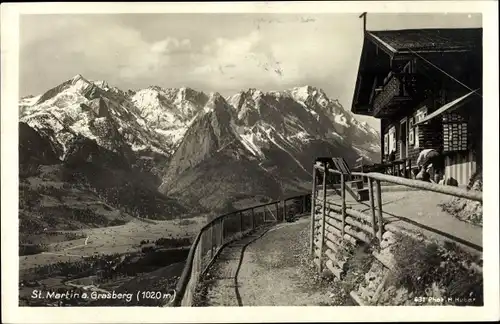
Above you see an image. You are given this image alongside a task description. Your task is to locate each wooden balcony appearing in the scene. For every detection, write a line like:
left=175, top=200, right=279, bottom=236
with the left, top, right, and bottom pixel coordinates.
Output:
left=372, top=73, right=416, bottom=118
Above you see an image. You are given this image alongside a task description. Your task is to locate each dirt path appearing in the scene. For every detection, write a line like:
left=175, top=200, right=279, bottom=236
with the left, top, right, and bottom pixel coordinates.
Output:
left=199, top=190, right=482, bottom=306
left=200, top=217, right=352, bottom=306
left=326, top=190, right=482, bottom=253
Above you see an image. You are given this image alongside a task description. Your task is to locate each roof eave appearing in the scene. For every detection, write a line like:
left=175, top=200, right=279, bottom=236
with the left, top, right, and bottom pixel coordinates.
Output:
left=365, top=31, right=397, bottom=58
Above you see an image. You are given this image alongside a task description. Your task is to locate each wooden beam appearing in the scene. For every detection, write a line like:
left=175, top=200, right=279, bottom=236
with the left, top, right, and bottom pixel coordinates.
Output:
left=310, top=167, right=317, bottom=257
left=359, top=12, right=367, bottom=32
left=375, top=180, right=384, bottom=243
left=368, top=178, right=377, bottom=240
left=341, top=173, right=346, bottom=239
left=319, top=166, right=328, bottom=273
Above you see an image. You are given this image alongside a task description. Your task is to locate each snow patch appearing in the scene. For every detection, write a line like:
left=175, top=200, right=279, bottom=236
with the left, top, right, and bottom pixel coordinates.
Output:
left=239, top=133, right=265, bottom=158
left=288, top=131, right=311, bottom=143
left=334, top=114, right=350, bottom=128
left=330, top=131, right=343, bottom=140
left=92, top=80, right=110, bottom=90
left=290, top=86, right=311, bottom=102
left=136, top=118, right=146, bottom=127
left=154, top=127, right=187, bottom=145
left=20, top=95, right=42, bottom=107
left=131, top=143, right=148, bottom=152
left=353, top=146, right=371, bottom=160
left=70, top=119, right=96, bottom=140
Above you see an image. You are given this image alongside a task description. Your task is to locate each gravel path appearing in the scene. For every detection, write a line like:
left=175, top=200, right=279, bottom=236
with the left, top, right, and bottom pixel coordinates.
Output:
left=200, top=217, right=351, bottom=306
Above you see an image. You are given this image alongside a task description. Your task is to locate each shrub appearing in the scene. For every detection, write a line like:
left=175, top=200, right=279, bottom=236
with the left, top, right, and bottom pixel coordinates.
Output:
left=388, top=233, right=483, bottom=305
left=64, top=232, right=86, bottom=241
left=19, top=163, right=41, bottom=179
left=19, top=243, right=48, bottom=256
left=141, top=246, right=154, bottom=253
left=389, top=234, right=442, bottom=294
left=178, top=219, right=197, bottom=226
left=154, top=237, right=192, bottom=248
left=108, top=219, right=127, bottom=227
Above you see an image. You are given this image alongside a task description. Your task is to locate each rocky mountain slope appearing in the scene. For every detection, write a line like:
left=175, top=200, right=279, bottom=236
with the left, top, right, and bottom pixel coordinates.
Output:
left=160, top=87, right=380, bottom=211
left=19, top=74, right=380, bottom=216
left=130, top=86, right=209, bottom=154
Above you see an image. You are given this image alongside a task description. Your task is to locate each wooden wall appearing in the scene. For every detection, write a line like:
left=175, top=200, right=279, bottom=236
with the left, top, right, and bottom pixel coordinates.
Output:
left=444, top=150, right=477, bottom=187
left=375, top=50, right=481, bottom=172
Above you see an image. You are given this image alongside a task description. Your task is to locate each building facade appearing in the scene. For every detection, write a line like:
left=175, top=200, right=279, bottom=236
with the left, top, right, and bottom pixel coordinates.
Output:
left=351, top=27, right=482, bottom=186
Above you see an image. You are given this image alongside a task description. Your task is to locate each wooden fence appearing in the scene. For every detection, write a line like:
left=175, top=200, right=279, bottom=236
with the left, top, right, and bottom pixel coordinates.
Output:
left=310, top=162, right=482, bottom=278
left=171, top=193, right=311, bottom=306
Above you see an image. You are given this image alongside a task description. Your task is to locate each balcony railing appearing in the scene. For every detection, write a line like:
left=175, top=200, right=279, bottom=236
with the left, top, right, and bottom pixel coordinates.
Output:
left=372, top=73, right=415, bottom=118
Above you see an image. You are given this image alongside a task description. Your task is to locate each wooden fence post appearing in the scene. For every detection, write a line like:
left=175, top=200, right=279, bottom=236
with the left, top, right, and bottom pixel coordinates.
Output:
left=319, top=165, right=328, bottom=273
left=310, top=167, right=317, bottom=257
left=210, top=225, right=214, bottom=258
left=368, top=178, right=377, bottom=240
left=251, top=208, right=255, bottom=230
left=283, top=200, right=287, bottom=222
left=341, top=173, right=346, bottom=239
left=239, top=211, right=244, bottom=234
left=220, top=217, right=224, bottom=246
left=375, top=180, right=384, bottom=243
left=276, top=201, right=280, bottom=223
left=197, top=233, right=203, bottom=277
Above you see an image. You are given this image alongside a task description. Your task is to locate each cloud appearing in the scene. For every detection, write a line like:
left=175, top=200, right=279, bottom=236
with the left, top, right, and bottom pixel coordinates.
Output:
left=150, top=37, right=191, bottom=54
left=189, top=30, right=292, bottom=90
left=120, top=37, right=191, bottom=79
left=187, top=20, right=359, bottom=94
left=20, top=15, right=192, bottom=84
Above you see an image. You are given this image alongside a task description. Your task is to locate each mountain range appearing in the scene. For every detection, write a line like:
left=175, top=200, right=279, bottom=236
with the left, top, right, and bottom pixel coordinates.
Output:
left=19, top=74, right=380, bottom=233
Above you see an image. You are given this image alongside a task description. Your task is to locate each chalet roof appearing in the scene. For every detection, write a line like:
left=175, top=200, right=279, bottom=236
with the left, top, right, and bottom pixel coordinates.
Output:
left=414, top=90, right=480, bottom=126
left=366, top=28, right=482, bottom=55
left=351, top=27, right=482, bottom=116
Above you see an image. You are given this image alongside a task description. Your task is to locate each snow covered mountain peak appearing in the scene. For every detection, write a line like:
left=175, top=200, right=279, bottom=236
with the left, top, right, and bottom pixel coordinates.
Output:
left=288, top=85, right=326, bottom=101
left=91, top=80, right=110, bottom=91
left=71, top=73, right=86, bottom=82
left=19, top=75, right=381, bottom=168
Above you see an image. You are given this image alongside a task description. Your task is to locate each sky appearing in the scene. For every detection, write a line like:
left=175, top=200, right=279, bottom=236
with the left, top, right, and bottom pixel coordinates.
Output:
left=19, top=12, right=482, bottom=129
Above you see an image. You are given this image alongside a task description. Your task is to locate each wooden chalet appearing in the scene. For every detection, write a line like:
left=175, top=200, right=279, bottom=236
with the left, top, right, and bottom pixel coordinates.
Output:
left=351, top=16, right=482, bottom=187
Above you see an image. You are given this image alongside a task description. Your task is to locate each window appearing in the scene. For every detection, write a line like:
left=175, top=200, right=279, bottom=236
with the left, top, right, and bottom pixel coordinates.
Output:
left=443, top=112, right=468, bottom=152
left=388, top=126, right=396, bottom=153
left=409, top=117, right=415, bottom=145
left=384, top=133, right=389, bottom=155
left=413, top=106, right=428, bottom=148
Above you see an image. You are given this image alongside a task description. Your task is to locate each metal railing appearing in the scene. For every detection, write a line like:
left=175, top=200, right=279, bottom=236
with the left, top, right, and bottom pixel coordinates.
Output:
left=171, top=193, right=311, bottom=306
left=310, top=162, right=482, bottom=275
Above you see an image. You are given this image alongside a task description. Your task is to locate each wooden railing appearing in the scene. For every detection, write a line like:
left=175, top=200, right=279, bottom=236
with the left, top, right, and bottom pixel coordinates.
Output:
left=310, top=162, right=482, bottom=277
left=171, top=193, right=311, bottom=306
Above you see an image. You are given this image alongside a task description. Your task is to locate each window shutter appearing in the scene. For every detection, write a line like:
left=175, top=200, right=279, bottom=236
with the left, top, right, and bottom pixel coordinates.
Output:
left=384, top=133, right=389, bottom=154
left=409, top=117, right=415, bottom=145
left=413, top=107, right=428, bottom=149
left=443, top=112, right=468, bottom=152
left=388, top=126, right=396, bottom=153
